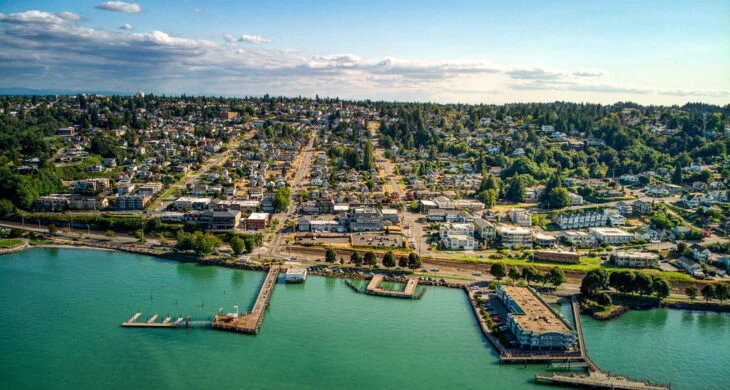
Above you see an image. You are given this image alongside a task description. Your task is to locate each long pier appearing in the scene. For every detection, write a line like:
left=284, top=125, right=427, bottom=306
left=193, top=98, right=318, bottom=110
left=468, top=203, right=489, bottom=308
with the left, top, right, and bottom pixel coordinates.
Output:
left=212, top=265, right=281, bottom=334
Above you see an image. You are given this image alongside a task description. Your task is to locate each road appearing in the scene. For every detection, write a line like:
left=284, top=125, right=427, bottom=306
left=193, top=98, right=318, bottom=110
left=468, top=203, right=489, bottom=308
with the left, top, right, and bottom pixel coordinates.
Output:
left=265, top=133, right=317, bottom=256
left=148, top=129, right=257, bottom=213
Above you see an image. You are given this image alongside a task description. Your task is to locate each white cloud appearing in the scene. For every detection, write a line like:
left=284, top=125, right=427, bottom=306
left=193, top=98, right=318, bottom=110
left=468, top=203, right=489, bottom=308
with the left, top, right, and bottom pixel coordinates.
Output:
left=193, top=8, right=205, bottom=13
left=119, top=24, right=134, bottom=30
left=95, top=2, right=142, bottom=13
left=240, top=34, right=271, bottom=44
left=0, top=10, right=81, bottom=24
left=0, top=11, right=727, bottom=104
left=279, top=48, right=301, bottom=54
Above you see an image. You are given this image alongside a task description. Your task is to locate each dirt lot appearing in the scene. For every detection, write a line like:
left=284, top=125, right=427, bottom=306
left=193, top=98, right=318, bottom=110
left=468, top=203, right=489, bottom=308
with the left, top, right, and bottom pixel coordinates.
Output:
left=295, top=234, right=350, bottom=246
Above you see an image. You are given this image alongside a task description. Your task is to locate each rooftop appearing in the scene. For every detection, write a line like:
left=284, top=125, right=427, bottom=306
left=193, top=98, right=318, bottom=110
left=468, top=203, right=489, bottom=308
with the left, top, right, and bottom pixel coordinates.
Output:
left=501, top=285, right=572, bottom=334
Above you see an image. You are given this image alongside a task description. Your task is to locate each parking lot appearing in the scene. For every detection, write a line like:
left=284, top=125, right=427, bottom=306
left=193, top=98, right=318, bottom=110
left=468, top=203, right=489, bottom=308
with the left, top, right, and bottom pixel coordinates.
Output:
left=352, top=233, right=403, bottom=248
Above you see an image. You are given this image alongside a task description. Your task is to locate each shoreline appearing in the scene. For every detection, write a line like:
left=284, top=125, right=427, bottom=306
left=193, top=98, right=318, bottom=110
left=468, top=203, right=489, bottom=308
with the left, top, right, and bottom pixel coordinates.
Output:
left=17, top=242, right=730, bottom=315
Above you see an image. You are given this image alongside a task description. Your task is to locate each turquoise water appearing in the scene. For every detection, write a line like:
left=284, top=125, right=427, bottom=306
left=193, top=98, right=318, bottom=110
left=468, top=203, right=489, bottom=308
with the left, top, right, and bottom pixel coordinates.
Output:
left=0, top=249, right=727, bottom=389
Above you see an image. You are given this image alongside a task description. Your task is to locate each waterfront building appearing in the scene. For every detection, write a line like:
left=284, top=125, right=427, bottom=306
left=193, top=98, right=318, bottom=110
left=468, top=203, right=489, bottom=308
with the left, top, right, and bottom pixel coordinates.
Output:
left=117, top=194, right=150, bottom=210
left=496, top=284, right=576, bottom=349
left=611, top=251, right=659, bottom=268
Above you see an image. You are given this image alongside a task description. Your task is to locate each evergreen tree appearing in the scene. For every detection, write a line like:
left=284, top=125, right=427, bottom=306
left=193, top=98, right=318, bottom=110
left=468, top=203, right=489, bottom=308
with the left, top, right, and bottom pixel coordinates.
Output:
left=672, top=165, right=683, bottom=185
left=364, top=251, right=378, bottom=267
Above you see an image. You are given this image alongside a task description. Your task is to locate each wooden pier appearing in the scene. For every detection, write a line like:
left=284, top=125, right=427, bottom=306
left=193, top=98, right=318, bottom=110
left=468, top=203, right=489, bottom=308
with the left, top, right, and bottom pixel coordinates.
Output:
left=212, top=265, right=281, bottom=334
left=121, top=312, right=183, bottom=328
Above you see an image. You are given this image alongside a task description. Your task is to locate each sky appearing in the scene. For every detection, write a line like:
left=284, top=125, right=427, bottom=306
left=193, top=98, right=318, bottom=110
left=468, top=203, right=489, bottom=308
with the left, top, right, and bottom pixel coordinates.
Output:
left=0, top=0, right=728, bottom=104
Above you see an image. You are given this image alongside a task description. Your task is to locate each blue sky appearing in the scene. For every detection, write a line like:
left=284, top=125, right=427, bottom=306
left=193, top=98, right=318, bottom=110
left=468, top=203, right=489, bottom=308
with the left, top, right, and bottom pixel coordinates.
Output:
left=0, top=0, right=728, bottom=104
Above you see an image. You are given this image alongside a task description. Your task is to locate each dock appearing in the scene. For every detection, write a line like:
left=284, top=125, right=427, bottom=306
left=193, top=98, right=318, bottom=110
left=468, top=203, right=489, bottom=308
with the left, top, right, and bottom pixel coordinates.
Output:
left=532, top=297, right=670, bottom=390
left=212, top=265, right=281, bottom=334
left=362, top=275, right=423, bottom=299
left=121, top=312, right=183, bottom=328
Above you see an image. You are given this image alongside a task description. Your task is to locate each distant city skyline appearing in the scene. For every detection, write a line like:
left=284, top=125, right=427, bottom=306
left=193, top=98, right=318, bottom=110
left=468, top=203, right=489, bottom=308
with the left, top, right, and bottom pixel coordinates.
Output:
left=1, top=0, right=728, bottom=104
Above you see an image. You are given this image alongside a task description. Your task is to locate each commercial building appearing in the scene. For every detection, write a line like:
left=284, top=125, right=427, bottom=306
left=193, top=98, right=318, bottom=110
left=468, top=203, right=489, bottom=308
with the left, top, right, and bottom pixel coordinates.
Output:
left=201, top=209, right=241, bottom=230
left=535, top=250, right=580, bottom=264
left=442, top=234, right=476, bottom=250
left=496, top=284, right=576, bottom=349
left=173, top=197, right=212, bottom=211
left=611, top=251, right=659, bottom=268
left=246, top=212, right=269, bottom=230
left=533, top=233, right=557, bottom=247
left=589, top=227, right=634, bottom=245
left=498, top=226, right=533, bottom=248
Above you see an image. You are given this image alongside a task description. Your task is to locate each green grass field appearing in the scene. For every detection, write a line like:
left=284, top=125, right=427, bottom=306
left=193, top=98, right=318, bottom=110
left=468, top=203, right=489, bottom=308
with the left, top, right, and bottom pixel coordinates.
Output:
left=0, top=238, right=24, bottom=248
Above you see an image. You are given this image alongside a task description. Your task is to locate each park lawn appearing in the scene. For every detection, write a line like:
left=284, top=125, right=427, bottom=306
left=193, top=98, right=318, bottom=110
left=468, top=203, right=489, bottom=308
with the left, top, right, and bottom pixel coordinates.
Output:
left=0, top=238, right=23, bottom=248
left=452, top=255, right=602, bottom=272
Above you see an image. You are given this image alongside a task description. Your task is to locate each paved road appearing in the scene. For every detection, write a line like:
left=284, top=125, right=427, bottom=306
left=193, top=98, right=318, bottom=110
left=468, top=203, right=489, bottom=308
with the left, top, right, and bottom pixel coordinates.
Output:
left=265, top=133, right=317, bottom=256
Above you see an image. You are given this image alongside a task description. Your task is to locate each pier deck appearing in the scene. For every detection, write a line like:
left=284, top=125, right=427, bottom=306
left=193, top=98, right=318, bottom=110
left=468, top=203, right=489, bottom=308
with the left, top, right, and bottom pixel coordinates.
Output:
left=212, top=265, right=281, bottom=334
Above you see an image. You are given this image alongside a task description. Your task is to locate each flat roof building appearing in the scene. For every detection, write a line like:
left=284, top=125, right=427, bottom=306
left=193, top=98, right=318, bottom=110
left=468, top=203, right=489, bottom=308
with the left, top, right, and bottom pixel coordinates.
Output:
left=535, top=250, right=580, bottom=264
left=496, top=284, right=576, bottom=349
left=611, top=251, right=659, bottom=268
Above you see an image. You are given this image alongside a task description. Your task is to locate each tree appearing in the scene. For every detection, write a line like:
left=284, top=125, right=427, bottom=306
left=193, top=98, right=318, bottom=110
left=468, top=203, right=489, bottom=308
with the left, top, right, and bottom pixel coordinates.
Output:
left=672, top=165, right=683, bottom=185
left=549, top=267, right=566, bottom=287
left=650, top=213, right=675, bottom=230
left=478, top=189, right=498, bottom=209
left=192, top=232, right=221, bottom=255
left=521, top=265, right=539, bottom=284
left=133, top=230, right=145, bottom=243
left=273, top=187, right=291, bottom=212
left=230, top=236, right=245, bottom=256
left=652, top=276, right=671, bottom=301
left=382, top=251, right=396, bottom=268
left=407, top=252, right=421, bottom=270
left=325, top=247, right=337, bottom=263
left=581, top=269, right=608, bottom=296
left=508, top=266, right=521, bottom=281
left=398, top=256, right=408, bottom=268
left=609, top=270, right=635, bottom=294
left=715, top=284, right=729, bottom=304
left=505, top=178, right=526, bottom=203
left=635, top=273, right=654, bottom=296
left=243, top=236, right=255, bottom=253
left=685, top=286, right=698, bottom=301
left=364, top=251, right=378, bottom=267
left=350, top=251, right=362, bottom=266
left=0, top=199, right=15, bottom=215
left=490, top=262, right=506, bottom=280
left=701, top=284, right=715, bottom=303
left=544, top=187, right=571, bottom=209
left=47, top=224, right=58, bottom=235
left=105, top=230, right=116, bottom=239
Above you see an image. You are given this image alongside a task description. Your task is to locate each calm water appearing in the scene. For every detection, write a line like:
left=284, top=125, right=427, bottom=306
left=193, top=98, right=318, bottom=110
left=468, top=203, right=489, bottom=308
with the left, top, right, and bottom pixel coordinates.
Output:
left=0, top=249, right=727, bottom=390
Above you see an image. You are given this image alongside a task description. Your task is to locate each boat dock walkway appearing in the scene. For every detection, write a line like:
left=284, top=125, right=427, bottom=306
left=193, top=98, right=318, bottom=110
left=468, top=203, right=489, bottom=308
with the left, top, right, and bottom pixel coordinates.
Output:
left=532, top=297, right=669, bottom=390
left=212, top=265, right=281, bottom=334
left=122, top=312, right=183, bottom=328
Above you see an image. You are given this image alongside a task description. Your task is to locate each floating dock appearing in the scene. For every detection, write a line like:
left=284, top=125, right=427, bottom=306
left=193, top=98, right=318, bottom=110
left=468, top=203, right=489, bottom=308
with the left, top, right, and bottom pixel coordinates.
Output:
left=121, top=312, right=183, bottom=328
left=212, top=265, right=281, bottom=334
